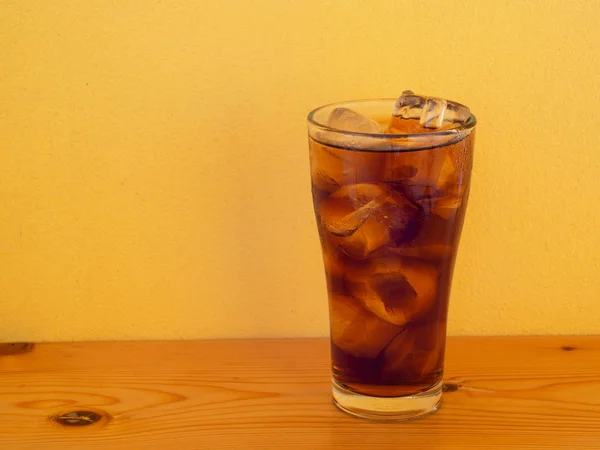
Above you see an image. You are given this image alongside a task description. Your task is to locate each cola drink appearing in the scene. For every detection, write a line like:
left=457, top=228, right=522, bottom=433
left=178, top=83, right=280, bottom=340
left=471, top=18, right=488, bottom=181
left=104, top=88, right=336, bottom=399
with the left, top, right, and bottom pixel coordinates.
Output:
left=308, top=94, right=475, bottom=419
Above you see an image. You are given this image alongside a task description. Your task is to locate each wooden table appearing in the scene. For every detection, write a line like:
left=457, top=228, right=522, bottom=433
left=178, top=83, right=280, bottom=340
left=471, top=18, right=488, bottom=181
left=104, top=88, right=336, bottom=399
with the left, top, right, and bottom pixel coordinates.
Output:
left=1, top=337, right=599, bottom=449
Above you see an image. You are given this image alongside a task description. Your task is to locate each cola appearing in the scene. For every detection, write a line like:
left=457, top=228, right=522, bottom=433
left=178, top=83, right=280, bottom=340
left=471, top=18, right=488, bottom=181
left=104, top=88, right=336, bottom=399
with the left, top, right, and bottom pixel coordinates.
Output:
left=308, top=95, right=475, bottom=418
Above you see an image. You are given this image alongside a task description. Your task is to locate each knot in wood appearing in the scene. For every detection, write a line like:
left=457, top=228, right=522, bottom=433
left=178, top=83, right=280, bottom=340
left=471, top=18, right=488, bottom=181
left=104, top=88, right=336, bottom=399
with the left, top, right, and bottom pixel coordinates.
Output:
left=50, top=410, right=109, bottom=427
left=0, top=343, right=34, bottom=355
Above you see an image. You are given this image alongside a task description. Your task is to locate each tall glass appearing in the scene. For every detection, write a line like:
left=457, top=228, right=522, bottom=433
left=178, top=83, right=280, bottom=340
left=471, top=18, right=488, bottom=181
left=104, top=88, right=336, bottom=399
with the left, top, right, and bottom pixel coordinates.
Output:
left=307, top=96, right=476, bottom=420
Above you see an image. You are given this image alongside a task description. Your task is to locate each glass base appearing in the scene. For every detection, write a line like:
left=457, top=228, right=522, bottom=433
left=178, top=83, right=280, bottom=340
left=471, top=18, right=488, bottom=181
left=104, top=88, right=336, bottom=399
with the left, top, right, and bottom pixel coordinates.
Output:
left=332, top=378, right=442, bottom=421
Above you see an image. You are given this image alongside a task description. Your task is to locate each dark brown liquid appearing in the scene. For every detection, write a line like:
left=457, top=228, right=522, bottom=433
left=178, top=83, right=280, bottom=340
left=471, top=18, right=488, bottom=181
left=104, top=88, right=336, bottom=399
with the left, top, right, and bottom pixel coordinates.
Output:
left=310, top=120, right=474, bottom=397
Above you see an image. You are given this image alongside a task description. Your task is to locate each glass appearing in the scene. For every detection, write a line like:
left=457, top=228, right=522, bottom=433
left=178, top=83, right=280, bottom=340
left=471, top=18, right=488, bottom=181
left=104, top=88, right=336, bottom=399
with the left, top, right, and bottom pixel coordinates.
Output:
left=307, top=96, right=476, bottom=420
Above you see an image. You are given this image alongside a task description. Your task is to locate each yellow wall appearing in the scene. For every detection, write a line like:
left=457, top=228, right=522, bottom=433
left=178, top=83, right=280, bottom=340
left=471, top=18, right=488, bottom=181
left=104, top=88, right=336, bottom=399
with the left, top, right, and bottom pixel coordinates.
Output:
left=1, top=1, right=599, bottom=341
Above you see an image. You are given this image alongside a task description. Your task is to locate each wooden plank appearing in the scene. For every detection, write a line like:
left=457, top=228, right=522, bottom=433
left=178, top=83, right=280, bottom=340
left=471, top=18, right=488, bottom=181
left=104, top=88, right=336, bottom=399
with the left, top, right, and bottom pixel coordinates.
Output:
left=0, top=337, right=599, bottom=449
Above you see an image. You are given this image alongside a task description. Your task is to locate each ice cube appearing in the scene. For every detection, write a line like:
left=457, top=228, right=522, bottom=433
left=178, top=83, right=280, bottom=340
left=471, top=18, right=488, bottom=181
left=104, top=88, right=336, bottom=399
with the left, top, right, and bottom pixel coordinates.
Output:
left=385, top=147, right=463, bottom=221
left=390, top=213, right=454, bottom=260
left=329, top=293, right=401, bottom=358
left=322, top=250, right=370, bottom=289
left=388, top=91, right=470, bottom=133
left=389, top=164, right=418, bottom=181
left=330, top=183, right=390, bottom=204
left=327, top=107, right=382, bottom=133
left=391, top=90, right=423, bottom=121
left=382, top=148, right=450, bottom=204
left=347, top=258, right=438, bottom=326
left=419, top=98, right=448, bottom=129
left=318, top=184, right=418, bottom=260
left=309, top=140, right=384, bottom=194
left=382, top=321, right=445, bottom=383
left=318, top=184, right=389, bottom=259
left=326, top=199, right=383, bottom=237
left=422, top=138, right=472, bottom=219
left=403, top=162, right=465, bottom=220
left=320, top=184, right=387, bottom=232
left=429, top=195, right=463, bottom=220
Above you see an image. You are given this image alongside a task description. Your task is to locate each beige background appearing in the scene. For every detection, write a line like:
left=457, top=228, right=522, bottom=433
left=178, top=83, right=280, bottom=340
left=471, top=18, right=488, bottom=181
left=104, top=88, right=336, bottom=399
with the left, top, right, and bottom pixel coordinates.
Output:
left=1, top=1, right=599, bottom=341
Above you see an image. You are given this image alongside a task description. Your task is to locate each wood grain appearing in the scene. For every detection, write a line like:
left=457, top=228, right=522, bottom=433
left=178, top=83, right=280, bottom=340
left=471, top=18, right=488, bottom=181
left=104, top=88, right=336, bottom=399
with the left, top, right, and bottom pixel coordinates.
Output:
left=1, top=337, right=599, bottom=449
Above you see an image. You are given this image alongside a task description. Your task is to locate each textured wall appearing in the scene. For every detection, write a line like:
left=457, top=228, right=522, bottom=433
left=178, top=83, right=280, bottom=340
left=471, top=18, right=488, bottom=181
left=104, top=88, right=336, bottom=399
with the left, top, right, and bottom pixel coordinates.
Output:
left=1, top=1, right=599, bottom=341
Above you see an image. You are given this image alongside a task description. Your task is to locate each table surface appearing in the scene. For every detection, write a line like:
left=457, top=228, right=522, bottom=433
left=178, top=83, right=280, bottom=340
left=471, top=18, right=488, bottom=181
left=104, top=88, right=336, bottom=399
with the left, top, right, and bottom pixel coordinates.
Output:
left=1, top=336, right=599, bottom=449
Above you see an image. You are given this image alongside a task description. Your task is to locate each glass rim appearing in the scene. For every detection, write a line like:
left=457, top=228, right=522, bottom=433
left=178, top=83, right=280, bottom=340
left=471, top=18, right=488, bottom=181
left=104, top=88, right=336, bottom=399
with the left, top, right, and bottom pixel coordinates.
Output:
left=307, top=98, right=477, bottom=139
